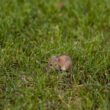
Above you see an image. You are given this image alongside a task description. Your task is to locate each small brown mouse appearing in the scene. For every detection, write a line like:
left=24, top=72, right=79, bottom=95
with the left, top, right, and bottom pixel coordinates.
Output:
left=46, top=55, right=72, bottom=72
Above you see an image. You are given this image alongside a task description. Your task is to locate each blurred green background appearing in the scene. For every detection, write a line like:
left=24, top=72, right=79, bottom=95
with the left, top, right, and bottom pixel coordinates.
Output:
left=0, top=0, right=110, bottom=110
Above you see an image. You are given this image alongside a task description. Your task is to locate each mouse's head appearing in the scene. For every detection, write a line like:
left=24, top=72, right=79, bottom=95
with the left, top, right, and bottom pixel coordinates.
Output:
left=46, top=56, right=60, bottom=72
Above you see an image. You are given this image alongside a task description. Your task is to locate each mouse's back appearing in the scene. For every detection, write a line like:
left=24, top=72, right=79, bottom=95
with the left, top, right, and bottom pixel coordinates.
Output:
left=58, top=55, right=72, bottom=72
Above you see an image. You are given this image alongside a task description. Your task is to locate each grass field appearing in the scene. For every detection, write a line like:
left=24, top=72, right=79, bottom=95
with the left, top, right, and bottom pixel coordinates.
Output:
left=0, top=0, right=110, bottom=110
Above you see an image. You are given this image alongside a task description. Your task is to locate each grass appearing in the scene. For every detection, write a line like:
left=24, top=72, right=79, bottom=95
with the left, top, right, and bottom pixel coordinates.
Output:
left=0, top=0, right=110, bottom=110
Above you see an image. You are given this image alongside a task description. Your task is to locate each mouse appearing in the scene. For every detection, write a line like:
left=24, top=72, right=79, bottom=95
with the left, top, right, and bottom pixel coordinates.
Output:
left=46, top=55, right=72, bottom=73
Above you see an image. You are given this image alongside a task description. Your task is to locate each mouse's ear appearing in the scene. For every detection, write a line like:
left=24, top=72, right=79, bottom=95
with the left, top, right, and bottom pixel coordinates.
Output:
left=55, top=57, right=59, bottom=62
left=57, top=57, right=61, bottom=62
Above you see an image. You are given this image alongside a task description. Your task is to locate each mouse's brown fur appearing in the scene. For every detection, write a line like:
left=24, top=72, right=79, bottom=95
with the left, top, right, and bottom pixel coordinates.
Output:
left=46, top=55, right=72, bottom=73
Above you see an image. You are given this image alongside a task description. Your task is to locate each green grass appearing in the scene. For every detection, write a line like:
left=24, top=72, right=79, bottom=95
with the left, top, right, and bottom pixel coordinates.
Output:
left=0, top=0, right=110, bottom=110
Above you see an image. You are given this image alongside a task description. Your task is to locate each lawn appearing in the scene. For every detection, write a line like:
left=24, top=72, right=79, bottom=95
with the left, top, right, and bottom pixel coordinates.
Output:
left=0, top=0, right=110, bottom=110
